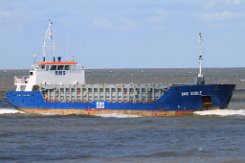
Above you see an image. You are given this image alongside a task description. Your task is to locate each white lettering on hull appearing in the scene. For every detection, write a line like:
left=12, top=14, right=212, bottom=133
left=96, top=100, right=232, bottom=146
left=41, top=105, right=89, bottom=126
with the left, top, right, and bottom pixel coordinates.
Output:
left=181, top=91, right=202, bottom=96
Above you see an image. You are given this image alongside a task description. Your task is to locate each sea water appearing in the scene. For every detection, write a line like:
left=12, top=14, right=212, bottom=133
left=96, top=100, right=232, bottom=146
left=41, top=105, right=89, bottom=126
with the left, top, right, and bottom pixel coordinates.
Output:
left=0, top=109, right=245, bottom=163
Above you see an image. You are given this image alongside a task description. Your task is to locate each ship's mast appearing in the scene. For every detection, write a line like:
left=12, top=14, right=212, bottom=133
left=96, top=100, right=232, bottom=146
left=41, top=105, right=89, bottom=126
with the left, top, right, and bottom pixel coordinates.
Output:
left=198, top=32, right=203, bottom=78
left=42, top=19, right=56, bottom=62
left=197, top=32, right=205, bottom=85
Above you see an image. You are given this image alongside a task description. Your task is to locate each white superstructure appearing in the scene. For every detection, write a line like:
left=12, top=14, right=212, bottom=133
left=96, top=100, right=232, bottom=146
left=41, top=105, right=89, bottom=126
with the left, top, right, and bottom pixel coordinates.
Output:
left=15, top=20, right=85, bottom=91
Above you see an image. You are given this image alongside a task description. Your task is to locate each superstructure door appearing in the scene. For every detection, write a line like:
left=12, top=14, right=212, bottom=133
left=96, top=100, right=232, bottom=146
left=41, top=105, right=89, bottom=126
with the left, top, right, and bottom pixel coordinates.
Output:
left=202, top=96, right=212, bottom=108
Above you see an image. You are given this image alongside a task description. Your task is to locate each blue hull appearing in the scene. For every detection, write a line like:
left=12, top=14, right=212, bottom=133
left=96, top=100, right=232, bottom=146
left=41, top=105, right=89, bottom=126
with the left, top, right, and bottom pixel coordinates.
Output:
left=6, top=84, right=235, bottom=115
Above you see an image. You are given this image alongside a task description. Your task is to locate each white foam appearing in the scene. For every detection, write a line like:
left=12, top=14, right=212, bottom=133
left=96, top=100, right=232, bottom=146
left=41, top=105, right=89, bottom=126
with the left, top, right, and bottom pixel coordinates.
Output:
left=0, top=108, right=24, bottom=114
left=94, top=113, right=141, bottom=118
left=194, top=109, right=245, bottom=116
left=40, top=113, right=58, bottom=116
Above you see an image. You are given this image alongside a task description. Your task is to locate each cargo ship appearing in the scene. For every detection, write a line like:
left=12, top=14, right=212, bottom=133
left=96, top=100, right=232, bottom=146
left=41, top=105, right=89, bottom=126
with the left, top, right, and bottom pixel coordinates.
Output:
left=6, top=20, right=235, bottom=116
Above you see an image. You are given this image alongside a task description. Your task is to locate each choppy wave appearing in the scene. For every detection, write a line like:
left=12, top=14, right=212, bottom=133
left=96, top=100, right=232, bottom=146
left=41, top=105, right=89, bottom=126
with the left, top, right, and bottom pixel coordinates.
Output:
left=94, top=113, right=141, bottom=118
left=0, top=108, right=24, bottom=114
left=194, top=109, right=245, bottom=116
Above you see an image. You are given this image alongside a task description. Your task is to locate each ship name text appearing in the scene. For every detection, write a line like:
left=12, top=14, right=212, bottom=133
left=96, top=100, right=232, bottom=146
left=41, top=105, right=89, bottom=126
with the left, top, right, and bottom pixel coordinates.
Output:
left=181, top=91, right=202, bottom=96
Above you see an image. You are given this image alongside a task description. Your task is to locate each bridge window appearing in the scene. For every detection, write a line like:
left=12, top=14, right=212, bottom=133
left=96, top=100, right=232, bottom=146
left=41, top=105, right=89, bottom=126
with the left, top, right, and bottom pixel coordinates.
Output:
left=50, top=65, right=57, bottom=70
left=58, top=65, right=64, bottom=70
left=65, top=65, right=70, bottom=70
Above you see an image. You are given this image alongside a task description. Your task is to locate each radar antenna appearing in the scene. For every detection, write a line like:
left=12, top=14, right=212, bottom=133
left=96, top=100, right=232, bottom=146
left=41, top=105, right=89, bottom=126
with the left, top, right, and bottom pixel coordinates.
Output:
left=197, top=32, right=205, bottom=85
left=42, top=19, right=56, bottom=62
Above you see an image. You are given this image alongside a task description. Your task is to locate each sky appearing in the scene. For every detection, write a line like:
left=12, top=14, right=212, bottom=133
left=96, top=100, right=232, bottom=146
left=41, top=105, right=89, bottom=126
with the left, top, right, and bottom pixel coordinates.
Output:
left=0, top=0, right=245, bottom=69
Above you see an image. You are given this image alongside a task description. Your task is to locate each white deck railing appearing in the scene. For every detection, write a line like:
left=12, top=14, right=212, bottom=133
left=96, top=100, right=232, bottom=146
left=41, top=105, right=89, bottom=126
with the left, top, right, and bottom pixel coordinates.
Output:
left=14, top=76, right=29, bottom=84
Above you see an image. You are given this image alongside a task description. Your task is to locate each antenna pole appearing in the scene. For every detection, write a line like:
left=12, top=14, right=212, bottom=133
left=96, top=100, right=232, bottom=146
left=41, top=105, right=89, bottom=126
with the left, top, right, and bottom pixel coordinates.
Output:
left=197, top=32, right=205, bottom=85
left=198, top=32, right=203, bottom=78
left=42, top=19, right=55, bottom=62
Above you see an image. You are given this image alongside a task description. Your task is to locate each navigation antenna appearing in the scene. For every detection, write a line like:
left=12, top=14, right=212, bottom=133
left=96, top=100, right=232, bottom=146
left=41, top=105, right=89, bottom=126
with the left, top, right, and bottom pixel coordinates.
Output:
left=197, top=32, right=205, bottom=85
left=42, top=19, right=56, bottom=62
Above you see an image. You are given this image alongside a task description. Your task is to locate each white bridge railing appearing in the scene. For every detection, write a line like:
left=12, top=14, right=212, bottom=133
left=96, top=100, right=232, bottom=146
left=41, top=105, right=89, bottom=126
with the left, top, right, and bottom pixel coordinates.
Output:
left=14, top=76, right=29, bottom=84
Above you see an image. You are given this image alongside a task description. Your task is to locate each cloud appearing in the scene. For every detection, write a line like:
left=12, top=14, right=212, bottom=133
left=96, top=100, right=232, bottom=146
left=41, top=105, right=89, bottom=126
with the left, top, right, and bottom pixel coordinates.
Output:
left=224, top=0, right=242, bottom=5
left=200, top=10, right=245, bottom=29
left=149, top=10, right=168, bottom=23
left=205, top=0, right=243, bottom=8
left=201, top=11, right=244, bottom=21
left=0, top=10, right=26, bottom=33
left=93, top=17, right=138, bottom=31
left=0, top=10, right=10, bottom=19
left=201, top=11, right=234, bottom=21
left=205, top=1, right=218, bottom=8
